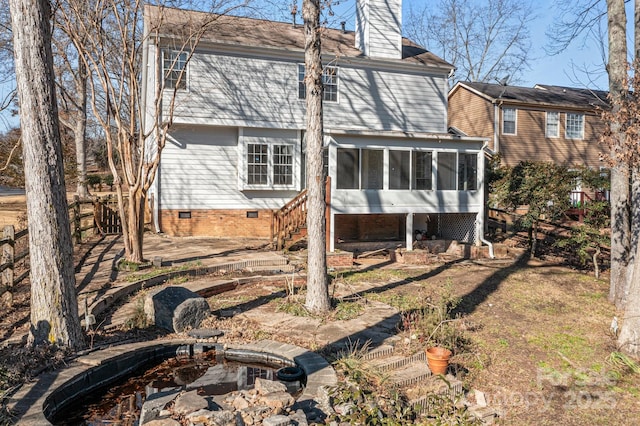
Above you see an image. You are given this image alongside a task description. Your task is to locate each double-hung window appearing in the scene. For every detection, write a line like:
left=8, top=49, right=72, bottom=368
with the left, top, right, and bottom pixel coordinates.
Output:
left=298, top=64, right=339, bottom=102
left=244, top=142, right=295, bottom=189
left=566, top=113, right=584, bottom=139
left=502, top=108, right=516, bottom=134
left=163, top=50, right=188, bottom=90
left=546, top=111, right=559, bottom=138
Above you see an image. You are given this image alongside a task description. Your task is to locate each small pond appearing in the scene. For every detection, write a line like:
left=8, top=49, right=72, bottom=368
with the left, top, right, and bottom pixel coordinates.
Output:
left=50, top=347, right=303, bottom=425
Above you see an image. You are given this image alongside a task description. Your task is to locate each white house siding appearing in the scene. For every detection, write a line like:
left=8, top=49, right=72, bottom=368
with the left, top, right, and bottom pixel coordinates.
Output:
left=159, top=125, right=299, bottom=211
left=355, top=0, right=403, bottom=59
left=166, top=50, right=447, bottom=134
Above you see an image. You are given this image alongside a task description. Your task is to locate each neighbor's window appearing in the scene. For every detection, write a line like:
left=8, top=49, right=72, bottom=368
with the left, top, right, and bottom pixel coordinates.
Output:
left=389, top=150, right=410, bottom=189
left=298, top=64, right=339, bottom=102
left=546, top=111, right=559, bottom=138
left=566, top=113, right=584, bottom=139
left=458, top=153, right=477, bottom=191
left=502, top=108, right=516, bottom=134
left=247, top=143, right=268, bottom=185
left=273, top=145, right=293, bottom=185
left=412, top=151, right=432, bottom=190
left=163, top=50, right=188, bottom=90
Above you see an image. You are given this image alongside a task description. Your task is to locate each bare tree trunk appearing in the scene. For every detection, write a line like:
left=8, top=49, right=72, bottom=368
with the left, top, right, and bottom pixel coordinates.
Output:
left=303, top=0, right=330, bottom=314
left=608, top=0, right=630, bottom=309
left=617, top=0, right=640, bottom=357
left=126, top=188, right=145, bottom=263
left=9, top=0, right=84, bottom=349
left=75, top=59, right=90, bottom=198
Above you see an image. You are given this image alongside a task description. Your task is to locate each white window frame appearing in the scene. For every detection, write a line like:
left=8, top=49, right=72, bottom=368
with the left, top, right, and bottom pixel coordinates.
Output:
left=502, top=108, right=517, bottom=135
left=298, top=64, right=339, bottom=103
left=546, top=111, right=560, bottom=138
left=565, top=113, right=585, bottom=139
left=240, top=139, right=298, bottom=191
left=162, top=50, right=188, bottom=91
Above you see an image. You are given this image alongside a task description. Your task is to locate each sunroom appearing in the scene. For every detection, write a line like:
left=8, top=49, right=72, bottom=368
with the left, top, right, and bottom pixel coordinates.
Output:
left=325, top=132, right=488, bottom=252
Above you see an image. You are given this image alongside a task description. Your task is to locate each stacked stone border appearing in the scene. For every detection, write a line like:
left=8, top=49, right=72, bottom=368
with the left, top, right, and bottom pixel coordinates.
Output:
left=7, top=339, right=337, bottom=425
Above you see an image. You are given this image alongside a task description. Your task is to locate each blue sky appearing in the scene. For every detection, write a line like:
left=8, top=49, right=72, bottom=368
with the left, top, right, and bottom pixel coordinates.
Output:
left=0, top=0, right=627, bottom=131
left=313, top=0, right=616, bottom=90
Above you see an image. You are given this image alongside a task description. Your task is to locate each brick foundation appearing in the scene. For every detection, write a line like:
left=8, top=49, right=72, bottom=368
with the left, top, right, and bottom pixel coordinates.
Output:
left=327, top=251, right=354, bottom=268
left=335, top=214, right=405, bottom=241
left=392, top=242, right=512, bottom=264
left=159, top=209, right=273, bottom=238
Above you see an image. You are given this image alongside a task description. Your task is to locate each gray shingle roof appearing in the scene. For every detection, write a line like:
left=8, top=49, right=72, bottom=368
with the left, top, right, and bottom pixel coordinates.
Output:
left=147, top=5, right=453, bottom=70
left=460, top=81, right=609, bottom=110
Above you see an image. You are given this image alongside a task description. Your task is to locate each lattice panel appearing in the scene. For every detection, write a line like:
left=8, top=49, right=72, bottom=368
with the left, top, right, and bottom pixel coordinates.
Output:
left=438, top=213, right=477, bottom=243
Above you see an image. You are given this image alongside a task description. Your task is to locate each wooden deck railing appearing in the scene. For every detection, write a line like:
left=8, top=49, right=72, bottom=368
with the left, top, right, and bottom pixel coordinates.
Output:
left=0, top=195, right=119, bottom=306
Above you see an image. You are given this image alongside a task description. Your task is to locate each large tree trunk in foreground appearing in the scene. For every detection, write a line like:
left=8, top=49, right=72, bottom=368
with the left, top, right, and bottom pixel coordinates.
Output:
left=303, top=0, right=330, bottom=314
left=617, top=0, right=640, bottom=356
left=607, top=0, right=631, bottom=309
left=9, top=0, right=84, bottom=349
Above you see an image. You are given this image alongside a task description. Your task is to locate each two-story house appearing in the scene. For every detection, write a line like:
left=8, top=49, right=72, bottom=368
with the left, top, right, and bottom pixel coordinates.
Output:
left=448, top=82, right=609, bottom=211
left=448, top=82, right=608, bottom=168
left=142, top=0, right=488, bottom=252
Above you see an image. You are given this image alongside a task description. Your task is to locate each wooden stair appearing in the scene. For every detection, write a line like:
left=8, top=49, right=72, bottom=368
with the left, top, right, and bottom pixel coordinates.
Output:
left=271, top=177, right=332, bottom=251
left=272, top=189, right=308, bottom=251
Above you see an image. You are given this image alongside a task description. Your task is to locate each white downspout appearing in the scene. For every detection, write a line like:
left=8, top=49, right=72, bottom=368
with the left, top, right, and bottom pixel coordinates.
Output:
left=478, top=140, right=494, bottom=259
left=480, top=236, right=495, bottom=259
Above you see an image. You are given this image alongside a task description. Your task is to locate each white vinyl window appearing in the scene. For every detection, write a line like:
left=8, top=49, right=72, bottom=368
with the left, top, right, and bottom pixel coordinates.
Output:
left=566, top=113, right=584, bottom=139
left=546, top=111, right=559, bottom=138
left=502, top=108, right=516, bottom=134
left=244, top=142, right=296, bottom=189
left=298, top=64, right=339, bottom=102
left=162, top=50, right=188, bottom=90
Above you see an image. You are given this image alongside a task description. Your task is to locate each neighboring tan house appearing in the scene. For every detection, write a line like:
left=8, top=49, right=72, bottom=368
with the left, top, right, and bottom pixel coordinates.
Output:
left=142, top=0, right=488, bottom=252
left=448, top=82, right=608, bottom=169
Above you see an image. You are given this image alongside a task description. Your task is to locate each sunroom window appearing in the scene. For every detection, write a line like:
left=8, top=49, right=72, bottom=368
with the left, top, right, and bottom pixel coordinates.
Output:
left=389, top=150, right=410, bottom=189
left=412, top=151, right=433, bottom=190
left=437, top=152, right=457, bottom=190
left=458, top=153, right=478, bottom=191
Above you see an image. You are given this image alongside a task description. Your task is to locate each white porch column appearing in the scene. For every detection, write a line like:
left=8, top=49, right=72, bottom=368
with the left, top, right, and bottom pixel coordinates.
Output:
left=406, top=212, right=413, bottom=251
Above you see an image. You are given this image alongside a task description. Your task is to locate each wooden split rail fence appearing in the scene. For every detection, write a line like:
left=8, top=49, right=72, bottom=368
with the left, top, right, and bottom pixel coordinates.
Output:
left=0, top=195, right=122, bottom=307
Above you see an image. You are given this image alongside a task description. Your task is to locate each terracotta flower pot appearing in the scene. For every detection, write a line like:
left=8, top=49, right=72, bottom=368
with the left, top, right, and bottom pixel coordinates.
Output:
left=425, top=347, right=452, bottom=375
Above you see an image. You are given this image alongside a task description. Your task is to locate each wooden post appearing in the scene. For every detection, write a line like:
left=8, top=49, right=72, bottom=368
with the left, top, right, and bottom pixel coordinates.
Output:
left=73, top=195, right=81, bottom=244
left=325, top=176, right=331, bottom=252
left=2, top=225, right=15, bottom=306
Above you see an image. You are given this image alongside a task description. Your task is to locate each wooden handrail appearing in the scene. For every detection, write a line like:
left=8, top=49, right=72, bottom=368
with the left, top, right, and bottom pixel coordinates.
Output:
left=272, top=189, right=308, bottom=250
left=271, top=177, right=332, bottom=251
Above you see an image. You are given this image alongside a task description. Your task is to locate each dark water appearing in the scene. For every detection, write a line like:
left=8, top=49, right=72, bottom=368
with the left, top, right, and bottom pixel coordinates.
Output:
left=54, top=351, right=299, bottom=425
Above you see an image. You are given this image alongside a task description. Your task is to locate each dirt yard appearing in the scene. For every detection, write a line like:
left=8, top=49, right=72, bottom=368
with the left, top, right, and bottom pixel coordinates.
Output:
left=1, top=192, right=638, bottom=425
left=194, top=259, right=638, bottom=425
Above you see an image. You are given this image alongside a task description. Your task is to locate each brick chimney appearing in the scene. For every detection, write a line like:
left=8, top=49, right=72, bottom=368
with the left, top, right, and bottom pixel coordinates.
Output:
left=355, top=0, right=402, bottom=59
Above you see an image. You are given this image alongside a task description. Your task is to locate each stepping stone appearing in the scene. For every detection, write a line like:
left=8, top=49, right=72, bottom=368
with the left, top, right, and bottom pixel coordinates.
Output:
left=187, top=328, right=224, bottom=338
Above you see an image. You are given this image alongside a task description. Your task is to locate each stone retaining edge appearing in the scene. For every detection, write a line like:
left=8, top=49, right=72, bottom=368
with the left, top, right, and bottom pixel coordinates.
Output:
left=7, top=339, right=336, bottom=425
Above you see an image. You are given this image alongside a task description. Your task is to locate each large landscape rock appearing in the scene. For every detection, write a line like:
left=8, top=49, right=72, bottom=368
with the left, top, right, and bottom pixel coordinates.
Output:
left=144, top=286, right=210, bottom=332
